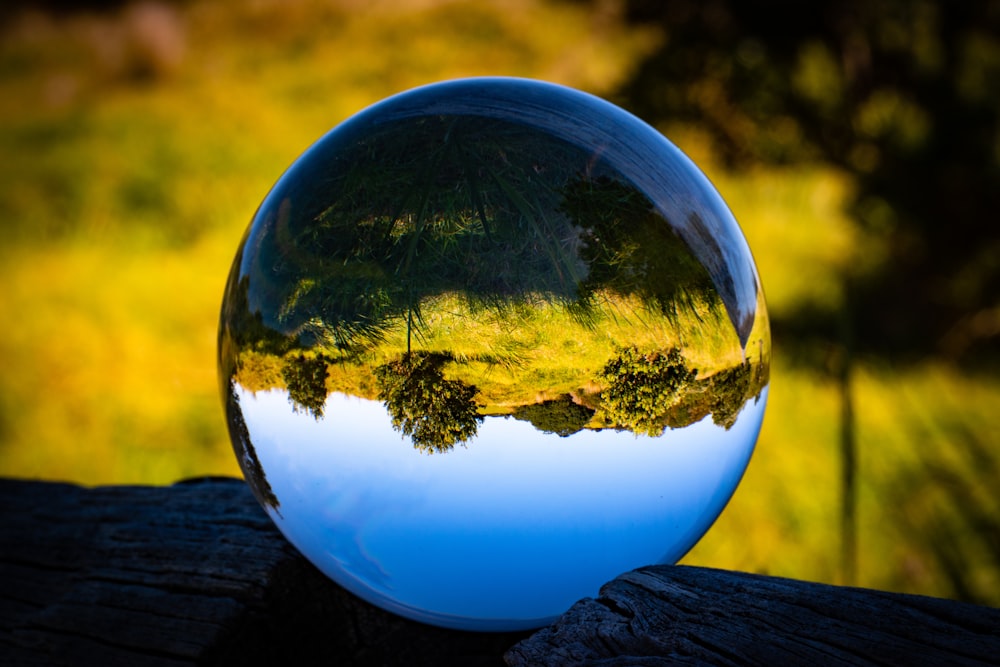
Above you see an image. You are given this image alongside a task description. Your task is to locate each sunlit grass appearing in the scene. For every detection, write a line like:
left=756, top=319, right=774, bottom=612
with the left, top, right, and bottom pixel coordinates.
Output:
left=0, top=236, right=235, bottom=483
left=232, top=287, right=746, bottom=412
left=680, top=360, right=842, bottom=584
left=852, top=364, right=1000, bottom=604
left=682, top=360, right=1000, bottom=606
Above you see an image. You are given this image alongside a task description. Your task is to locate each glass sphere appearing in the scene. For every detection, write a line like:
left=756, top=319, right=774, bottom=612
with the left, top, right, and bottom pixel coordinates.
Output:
left=219, top=77, right=770, bottom=631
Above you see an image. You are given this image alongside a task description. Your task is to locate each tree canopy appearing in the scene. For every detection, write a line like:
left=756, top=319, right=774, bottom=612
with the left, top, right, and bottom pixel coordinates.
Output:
left=374, top=353, right=483, bottom=454
left=615, top=0, right=1000, bottom=364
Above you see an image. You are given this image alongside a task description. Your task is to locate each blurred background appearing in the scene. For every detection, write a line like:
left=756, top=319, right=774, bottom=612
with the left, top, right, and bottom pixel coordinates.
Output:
left=1, top=0, right=998, bottom=606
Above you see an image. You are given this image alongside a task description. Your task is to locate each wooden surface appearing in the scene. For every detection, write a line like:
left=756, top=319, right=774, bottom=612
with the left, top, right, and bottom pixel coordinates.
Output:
left=505, top=565, right=1000, bottom=666
left=2, top=477, right=999, bottom=666
left=0, top=477, right=528, bottom=666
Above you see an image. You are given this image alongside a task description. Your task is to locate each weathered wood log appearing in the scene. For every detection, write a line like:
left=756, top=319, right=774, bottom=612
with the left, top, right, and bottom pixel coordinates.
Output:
left=4, top=477, right=999, bottom=666
left=0, top=477, right=530, bottom=666
left=505, top=565, right=1000, bottom=666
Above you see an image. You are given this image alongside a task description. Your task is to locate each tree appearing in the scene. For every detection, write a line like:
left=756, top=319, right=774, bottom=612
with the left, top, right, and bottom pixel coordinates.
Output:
left=705, top=362, right=754, bottom=430
left=597, top=346, right=698, bottom=437
left=616, top=0, right=1000, bottom=363
left=512, top=395, right=595, bottom=437
left=282, top=354, right=330, bottom=419
left=374, top=353, right=482, bottom=454
left=560, top=175, right=727, bottom=329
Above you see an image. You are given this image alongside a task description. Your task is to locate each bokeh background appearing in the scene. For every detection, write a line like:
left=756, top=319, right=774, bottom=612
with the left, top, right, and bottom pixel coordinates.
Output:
left=2, top=0, right=998, bottom=607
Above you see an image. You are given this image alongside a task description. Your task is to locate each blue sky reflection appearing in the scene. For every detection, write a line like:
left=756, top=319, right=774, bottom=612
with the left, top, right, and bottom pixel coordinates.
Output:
left=238, top=386, right=767, bottom=630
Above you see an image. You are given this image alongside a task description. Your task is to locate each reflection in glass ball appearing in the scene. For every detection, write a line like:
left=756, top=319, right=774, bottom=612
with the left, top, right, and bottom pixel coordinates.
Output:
left=218, top=78, right=770, bottom=631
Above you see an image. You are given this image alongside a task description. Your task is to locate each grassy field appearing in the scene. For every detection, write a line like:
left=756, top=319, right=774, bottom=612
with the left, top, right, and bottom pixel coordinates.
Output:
left=1, top=0, right=997, bottom=606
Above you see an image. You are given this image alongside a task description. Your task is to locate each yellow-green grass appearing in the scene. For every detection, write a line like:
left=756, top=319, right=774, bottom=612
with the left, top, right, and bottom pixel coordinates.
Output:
left=683, top=360, right=1000, bottom=606
left=0, top=237, right=233, bottom=483
left=232, top=288, right=749, bottom=408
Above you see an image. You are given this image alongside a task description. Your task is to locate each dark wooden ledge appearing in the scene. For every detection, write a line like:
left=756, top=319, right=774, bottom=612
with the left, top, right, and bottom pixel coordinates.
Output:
left=0, top=477, right=528, bottom=666
left=505, top=566, right=1000, bottom=666
left=1, top=478, right=997, bottom=666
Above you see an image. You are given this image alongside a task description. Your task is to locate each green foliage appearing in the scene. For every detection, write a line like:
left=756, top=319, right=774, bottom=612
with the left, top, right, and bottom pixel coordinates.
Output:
left=597, top=346, right=698, bottom=436
left=374, top=353, right=482, bottom=454
left=232, top=351, right=286, bottom=394
left=705, top=362, right=754, bottom=430
left=618, top=0, right=1000, bottom=362
left=282, top=354, right=330, bottom=419
left=512, top=396, right=595, bottom=437
left=560, top=175, right=720, bottom=322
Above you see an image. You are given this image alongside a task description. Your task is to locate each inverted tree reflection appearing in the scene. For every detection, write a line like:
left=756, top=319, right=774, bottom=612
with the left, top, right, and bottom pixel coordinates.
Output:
left=227, top=344, right=767, bottom=448
left=560, top=176, right=722, bottom=327
left=513, top=395, right=595, bottom=437
left=282, top=353, right=330, bottom=419
left=374, top=352, right=483, bottom=454
left=597, top=346, right=698, bottom=437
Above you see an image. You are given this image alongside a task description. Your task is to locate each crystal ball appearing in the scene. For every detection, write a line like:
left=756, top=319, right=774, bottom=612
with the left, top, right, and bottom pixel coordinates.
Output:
left=218, top=77, right=770, bottom=631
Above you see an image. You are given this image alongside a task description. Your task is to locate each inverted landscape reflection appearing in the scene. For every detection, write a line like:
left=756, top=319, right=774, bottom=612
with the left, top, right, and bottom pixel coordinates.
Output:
left=218, top=78, right=771, bottom=630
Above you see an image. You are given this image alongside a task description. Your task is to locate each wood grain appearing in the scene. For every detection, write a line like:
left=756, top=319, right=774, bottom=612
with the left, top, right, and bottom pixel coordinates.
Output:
left=3, top=477, right=997, bottom=666
left=0, top=477, right=528, bottom=666
left=505, top=565, right=1000, bottom=666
